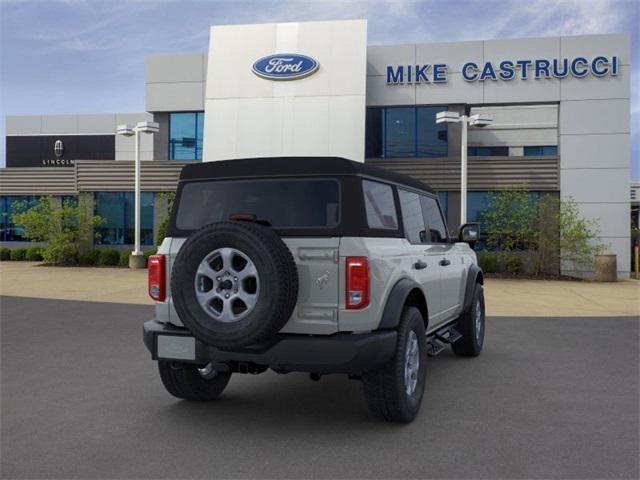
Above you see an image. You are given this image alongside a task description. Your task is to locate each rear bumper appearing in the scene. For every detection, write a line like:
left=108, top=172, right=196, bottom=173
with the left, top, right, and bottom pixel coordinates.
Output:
left=143, top=319, right=397, bottom=375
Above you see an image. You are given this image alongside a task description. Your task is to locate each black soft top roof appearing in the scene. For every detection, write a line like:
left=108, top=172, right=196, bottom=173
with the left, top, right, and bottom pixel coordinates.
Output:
left=179, top=157, right=434, bottom=194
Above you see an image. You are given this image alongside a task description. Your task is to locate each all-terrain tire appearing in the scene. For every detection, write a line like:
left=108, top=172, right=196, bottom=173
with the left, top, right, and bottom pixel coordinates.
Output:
left=362, top=306, right=427, bottom=423
left=171, top=221, right=298, bottom=349
left=158, top=361, right=231, bottom=401
left=452, top=283, right=485, bottom=357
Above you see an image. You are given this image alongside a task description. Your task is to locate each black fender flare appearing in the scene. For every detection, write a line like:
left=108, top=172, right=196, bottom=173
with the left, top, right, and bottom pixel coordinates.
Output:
left=378, top=278, right=426, bottom=330
left=461, top=264, right=484, bottom=314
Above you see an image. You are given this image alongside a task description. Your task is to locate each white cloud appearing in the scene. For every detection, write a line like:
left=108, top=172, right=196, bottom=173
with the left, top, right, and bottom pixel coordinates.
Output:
left=554, top=0, right=628, bottom=35
left=1, top=0, right=638, bottom=172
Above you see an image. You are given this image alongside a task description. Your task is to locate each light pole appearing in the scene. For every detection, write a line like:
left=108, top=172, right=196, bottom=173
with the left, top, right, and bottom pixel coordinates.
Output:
left=116, top=121, right=159, bottom=268
left=436, top=111, right=492, bottom=225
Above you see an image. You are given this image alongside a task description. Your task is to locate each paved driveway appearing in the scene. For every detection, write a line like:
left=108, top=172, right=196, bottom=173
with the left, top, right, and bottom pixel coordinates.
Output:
left=1, top=296, right=638, bottom=479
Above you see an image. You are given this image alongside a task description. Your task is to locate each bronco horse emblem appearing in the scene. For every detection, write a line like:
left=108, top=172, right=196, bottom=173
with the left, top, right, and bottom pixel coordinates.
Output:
left=315, top=272, right=330, bottom=289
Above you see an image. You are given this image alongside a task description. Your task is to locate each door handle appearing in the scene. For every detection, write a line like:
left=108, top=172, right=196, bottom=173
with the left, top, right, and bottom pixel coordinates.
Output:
left=413, top=260, right=427, bottom=270
left=439, top=258, right=451, bottom=266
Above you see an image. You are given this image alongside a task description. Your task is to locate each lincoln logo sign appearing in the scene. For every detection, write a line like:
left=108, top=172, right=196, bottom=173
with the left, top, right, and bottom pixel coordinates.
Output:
left=252, top=54, right=319, bottom=80
left=386, top=55, right=620, bottom=84
left=54, top=139, right=64, bottom=158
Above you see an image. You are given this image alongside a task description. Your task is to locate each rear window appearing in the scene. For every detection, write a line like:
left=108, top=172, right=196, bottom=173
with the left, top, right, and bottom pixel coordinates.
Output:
left=174, top=178, right=340, bottom=230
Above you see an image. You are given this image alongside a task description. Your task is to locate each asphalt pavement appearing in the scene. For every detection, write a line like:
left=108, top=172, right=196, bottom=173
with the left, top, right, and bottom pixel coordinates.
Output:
left=1, top=296, right=638, bottom=479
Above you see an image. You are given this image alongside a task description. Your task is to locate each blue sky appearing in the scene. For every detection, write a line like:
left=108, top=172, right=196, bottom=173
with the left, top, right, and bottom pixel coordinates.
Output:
left=1, top=0, right=638, bottom=177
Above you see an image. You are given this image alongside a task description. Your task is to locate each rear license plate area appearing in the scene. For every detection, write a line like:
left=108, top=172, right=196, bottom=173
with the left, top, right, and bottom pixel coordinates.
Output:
left=156, top=335, right=196, bottom=361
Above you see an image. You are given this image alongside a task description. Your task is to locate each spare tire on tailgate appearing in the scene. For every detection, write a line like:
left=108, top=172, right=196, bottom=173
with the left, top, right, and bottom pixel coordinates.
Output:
left=171, top=221, right=298, bottom=349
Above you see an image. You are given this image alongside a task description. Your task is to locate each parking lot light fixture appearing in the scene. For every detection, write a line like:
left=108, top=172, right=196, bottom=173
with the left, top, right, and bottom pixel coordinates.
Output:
left=116, top=124, right=135, bottom=137
left=436, top=111, right=493, bottom=224
left=116, top=121, right=159, bottom=268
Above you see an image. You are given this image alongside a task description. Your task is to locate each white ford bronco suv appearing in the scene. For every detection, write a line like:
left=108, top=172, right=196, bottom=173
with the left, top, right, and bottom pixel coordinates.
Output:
left=143, top=157, right=484, bottom=422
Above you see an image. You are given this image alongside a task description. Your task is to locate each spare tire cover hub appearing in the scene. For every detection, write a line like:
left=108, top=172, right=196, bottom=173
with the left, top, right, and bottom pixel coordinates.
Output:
left=194, top=247, right=260, bottom=323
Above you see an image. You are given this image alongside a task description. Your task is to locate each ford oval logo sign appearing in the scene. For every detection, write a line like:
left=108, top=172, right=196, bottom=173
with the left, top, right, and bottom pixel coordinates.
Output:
left=252, top=53, right=319, bottom=80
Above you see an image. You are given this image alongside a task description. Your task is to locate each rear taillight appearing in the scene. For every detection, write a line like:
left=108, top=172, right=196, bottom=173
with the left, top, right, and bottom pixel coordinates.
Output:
left=346, top=257, right=369, bottom=309
left=148, top=255, right=166, bottom=301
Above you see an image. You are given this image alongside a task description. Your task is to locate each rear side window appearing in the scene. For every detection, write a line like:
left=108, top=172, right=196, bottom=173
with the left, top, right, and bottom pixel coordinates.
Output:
left=362, top=180, right=398, bottom=230
left=420, top=196, right=448, bottom=243
left=398, top=189, right=426, bottom=243
left=174, top=178, right=340, bottom=230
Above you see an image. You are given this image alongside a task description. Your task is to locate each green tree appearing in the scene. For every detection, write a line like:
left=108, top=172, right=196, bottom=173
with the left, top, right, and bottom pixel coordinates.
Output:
left=558, top=197, right=605, bottom=271
left=481, top=187, right=536, bottom=252
left=530, top=195, right=605, bottom=275
left=529, top=194, right=560, bottom=276
left=11, top=196, right=103, bottom=265
left=482, top=190, right=605, bottom=277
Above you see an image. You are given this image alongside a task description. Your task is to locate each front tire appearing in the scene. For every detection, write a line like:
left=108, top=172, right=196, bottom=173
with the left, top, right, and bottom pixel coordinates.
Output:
left=362, top=306, right=427, bottom=422
left=158, top=361, right=231, bottom=401
left=452, top=284, right=485, bottom=357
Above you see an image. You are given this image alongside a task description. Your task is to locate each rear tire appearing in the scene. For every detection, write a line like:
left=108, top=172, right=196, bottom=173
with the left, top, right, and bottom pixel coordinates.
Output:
left=158, top=361, right=231, bottom=401
left=362, top=306, right=427, bottom=422
left=452, top=284, right=485, bottom=357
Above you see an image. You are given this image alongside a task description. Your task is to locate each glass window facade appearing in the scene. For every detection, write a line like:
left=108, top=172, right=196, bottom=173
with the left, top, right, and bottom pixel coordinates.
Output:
left=467, top=192, right=491, bottom=225
left=524, top=146, right=558, bottom=156
left=169, top=112, right=204, bottom=160
left=467, top=191, right=541, bottom=227
left=468, top=146, right=509, bottom=156
left=0, top=196, right=40, bottom=241
left=94, top=192, right=154, bottom=245
left=366, top=107, right=448, bottom=158
left=385, top=108, right=416, bottom=157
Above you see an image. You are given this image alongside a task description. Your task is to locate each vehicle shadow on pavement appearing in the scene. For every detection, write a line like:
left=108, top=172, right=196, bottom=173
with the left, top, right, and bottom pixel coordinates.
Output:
left=156, top=372, right=395, bottom=428
left=152, top=351, right=465, bottom=431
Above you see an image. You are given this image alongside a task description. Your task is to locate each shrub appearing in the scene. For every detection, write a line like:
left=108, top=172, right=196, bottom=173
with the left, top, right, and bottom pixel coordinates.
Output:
left=0, top=248, right=10, bottom=261
left=504, top=253, right=523, bottom=274
left=478, top=251, right=499, bottom=273
left=42, top=244, right=79, bottom=265
left=98, top=249, right=120, bottom=266
left=79, top=249, right=101, bottom=265
left=11, top=196, right=103, bottom=265
left=558, top=198, right=605, bottom=270
left=26, top=246, right=43, bottom=261
left=143, top=248, right=156, bottom=261
left=10, top=248, right=27, bottom=261
left=480, top=190, right=605, bottom=277
left=530, top=195, right=605, bottom=275
left=119, top=250, right=133, bottom=267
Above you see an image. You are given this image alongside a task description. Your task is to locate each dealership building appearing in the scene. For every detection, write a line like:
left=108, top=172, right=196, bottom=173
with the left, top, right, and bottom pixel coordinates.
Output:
left=0, top=20, right=632, bottom=277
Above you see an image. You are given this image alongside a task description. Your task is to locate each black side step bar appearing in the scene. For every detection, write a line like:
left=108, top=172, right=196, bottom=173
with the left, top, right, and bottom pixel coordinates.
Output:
left=425, top=324, right=462, bottom=357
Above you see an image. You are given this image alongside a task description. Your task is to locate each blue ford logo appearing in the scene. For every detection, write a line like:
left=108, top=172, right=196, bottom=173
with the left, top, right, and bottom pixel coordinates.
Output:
left=252, top=53, right=319, bottom=80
